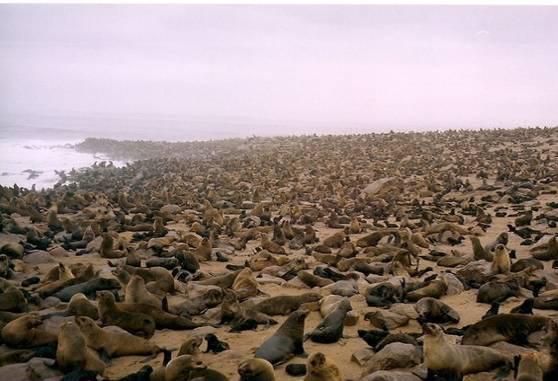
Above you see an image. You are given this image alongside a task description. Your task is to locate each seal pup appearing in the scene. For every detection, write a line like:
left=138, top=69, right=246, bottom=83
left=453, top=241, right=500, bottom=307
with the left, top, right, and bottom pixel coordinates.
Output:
left=307, top=297, right=351, bottom=343
left=423, top=323, right=510, bottom=379
left=491, top=244, right=511, bottom=274
left=304, top=352, right=341, bottom=381
left=255, top=309, right=309, bottom=365
left=56, top=320, right=105, bottom=374
left=238, top=358, right=275, bottom=381
left=204, top=333, right=230, bottom=353
left=75, top=316, right=162, bottom=357
left=178, top=335, right=203, bottom=356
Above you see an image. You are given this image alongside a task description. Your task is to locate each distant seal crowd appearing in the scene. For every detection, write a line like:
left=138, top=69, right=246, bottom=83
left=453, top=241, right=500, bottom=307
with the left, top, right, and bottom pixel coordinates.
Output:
left=0, top=127, right=558, bottom=380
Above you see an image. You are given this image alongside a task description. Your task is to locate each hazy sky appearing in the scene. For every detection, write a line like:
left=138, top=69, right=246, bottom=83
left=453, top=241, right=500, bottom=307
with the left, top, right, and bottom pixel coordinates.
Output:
left=1, top=5, right=557, bottom=138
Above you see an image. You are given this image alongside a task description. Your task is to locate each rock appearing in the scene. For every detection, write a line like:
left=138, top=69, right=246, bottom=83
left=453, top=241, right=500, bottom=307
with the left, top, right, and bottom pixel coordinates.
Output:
left=41, top=297, right=62, bottom=308
left=48, top=245, right=70, bottom=258
left=361, top=370, right=422, bottom=381
left=363, top=177, right=400, bottom=195
left=441, top=273, right=465, bottom=296
left=364, top=343, right=422, bottom=374
left=326, top=280, right=359, bottom=297
left=365, top=310, right=410, bottom=330
left=23, top=251, right=55, bottom=264
left=351, top=348, right=375, bottom=366
left=160, top=204, right=181, bottom=214
left=389, top=303, right=419, bottom=319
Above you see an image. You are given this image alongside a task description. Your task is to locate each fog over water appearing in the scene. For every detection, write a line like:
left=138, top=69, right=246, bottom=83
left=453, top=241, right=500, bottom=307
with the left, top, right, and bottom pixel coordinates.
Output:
left=1, top=5, right=557, bottom=187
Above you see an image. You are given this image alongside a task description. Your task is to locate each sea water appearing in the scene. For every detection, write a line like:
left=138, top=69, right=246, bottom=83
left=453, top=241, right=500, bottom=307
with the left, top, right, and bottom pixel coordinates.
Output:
left=0, top=137, right=126, bottom=190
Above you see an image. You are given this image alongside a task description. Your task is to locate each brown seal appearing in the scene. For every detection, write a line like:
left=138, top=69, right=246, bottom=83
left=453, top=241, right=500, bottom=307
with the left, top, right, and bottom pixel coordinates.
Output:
left=231, top=267, right=259, bottom=301
left=125, top=274, right=163, bottom=309
left=75, top=316, right=161, bottom=357
left=178, top=335, right=203, bottom=356
left=462, top=313, right=550, bottom=346
left=1, top=313, right=57, bottom=348
left=105, top=290, right=204, bottom=330
left=0, top=286, right=28, bottom=313
left=238, top=358, right=275, bottom=381
left=423, top=323, right=510, bottom=379
left=253, top=293, right=322, bottom=316
left=304, top=352, right=341, bottom=381
left=491, top=244, right=511, bottom=274
left=56, top=320, right=105, bottom=374
left=100, top=232, right=126, bottom=258
left=97, top=290, right=156, bottom=338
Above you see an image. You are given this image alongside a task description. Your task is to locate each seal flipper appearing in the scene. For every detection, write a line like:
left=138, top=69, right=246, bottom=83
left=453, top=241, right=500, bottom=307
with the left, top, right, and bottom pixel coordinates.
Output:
left=99, top=348, right=112, bottom=365
left=161, top=296, right=169, bottom=312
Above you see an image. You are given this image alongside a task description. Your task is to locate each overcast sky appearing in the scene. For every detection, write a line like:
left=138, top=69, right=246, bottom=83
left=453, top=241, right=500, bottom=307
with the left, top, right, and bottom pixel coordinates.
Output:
left=1, top=5, right=557, bottom=138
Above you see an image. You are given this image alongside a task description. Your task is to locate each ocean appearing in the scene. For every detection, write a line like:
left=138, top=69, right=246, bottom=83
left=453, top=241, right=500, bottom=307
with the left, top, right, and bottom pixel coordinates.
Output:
left=0, top=138, right=128, bottom=190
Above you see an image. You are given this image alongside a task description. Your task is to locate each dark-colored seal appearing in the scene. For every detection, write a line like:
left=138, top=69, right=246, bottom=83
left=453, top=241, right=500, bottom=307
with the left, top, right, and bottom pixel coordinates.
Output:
left=204, top=333, right=230, bottom=353
left=477, top=279, right=521, bottom=304
left=255, top=309, right=309, bottom=365
left=308, top=297, right=351, bottom=343
left=53, top=277, right=121, bottom=302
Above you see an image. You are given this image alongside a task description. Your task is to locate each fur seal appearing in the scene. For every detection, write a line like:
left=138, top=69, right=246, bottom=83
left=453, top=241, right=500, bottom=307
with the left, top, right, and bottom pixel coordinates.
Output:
left=97, top=290, right=156, bottom=338
left=405, top=279, right=447, bottom=302
left=255, top=309, right=309, bottom=365
left=470, top=236, right=493, bottom=261
left=204, top=333, right=230, bottom=353
left=308, top=297, right=351, bottom=343
left=56, top=320, right=105, bottom=374
left=462, top=313, right=550, bottom=346
left=491, top=244, right=511, bottom=274
left=178, top=336, right=203, bottom=356
left=238, top=358, right=275, bottom=381
left=253, top=293, right=321, bottom=316
left=415, top=297, right=460, bottom=324
left=423, top=323, right=510, bottom=379
left=304, top=352, right=341, bottom=381
left=231, top=268, right=259, bottom=301
left=42, top=292, right=99, bottom=320
left=1, top=313, right=57, bottom=348
left=515, top=352, right=544, bottom=381
left=0, top=286, right=27, bottom=312
left=119, top=265, right=175, bottom=294
left=477, top=278, right=521, bottom=304
left=125, top=275, right=163, bottom=309
left=75, top=316, right=161, bottom=357
left=53, top=277, right=121, bottom=302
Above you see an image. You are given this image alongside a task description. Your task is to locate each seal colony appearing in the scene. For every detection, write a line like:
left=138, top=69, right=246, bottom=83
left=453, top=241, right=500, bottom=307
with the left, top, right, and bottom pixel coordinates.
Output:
left=0, top=127, right=558, bottom=380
